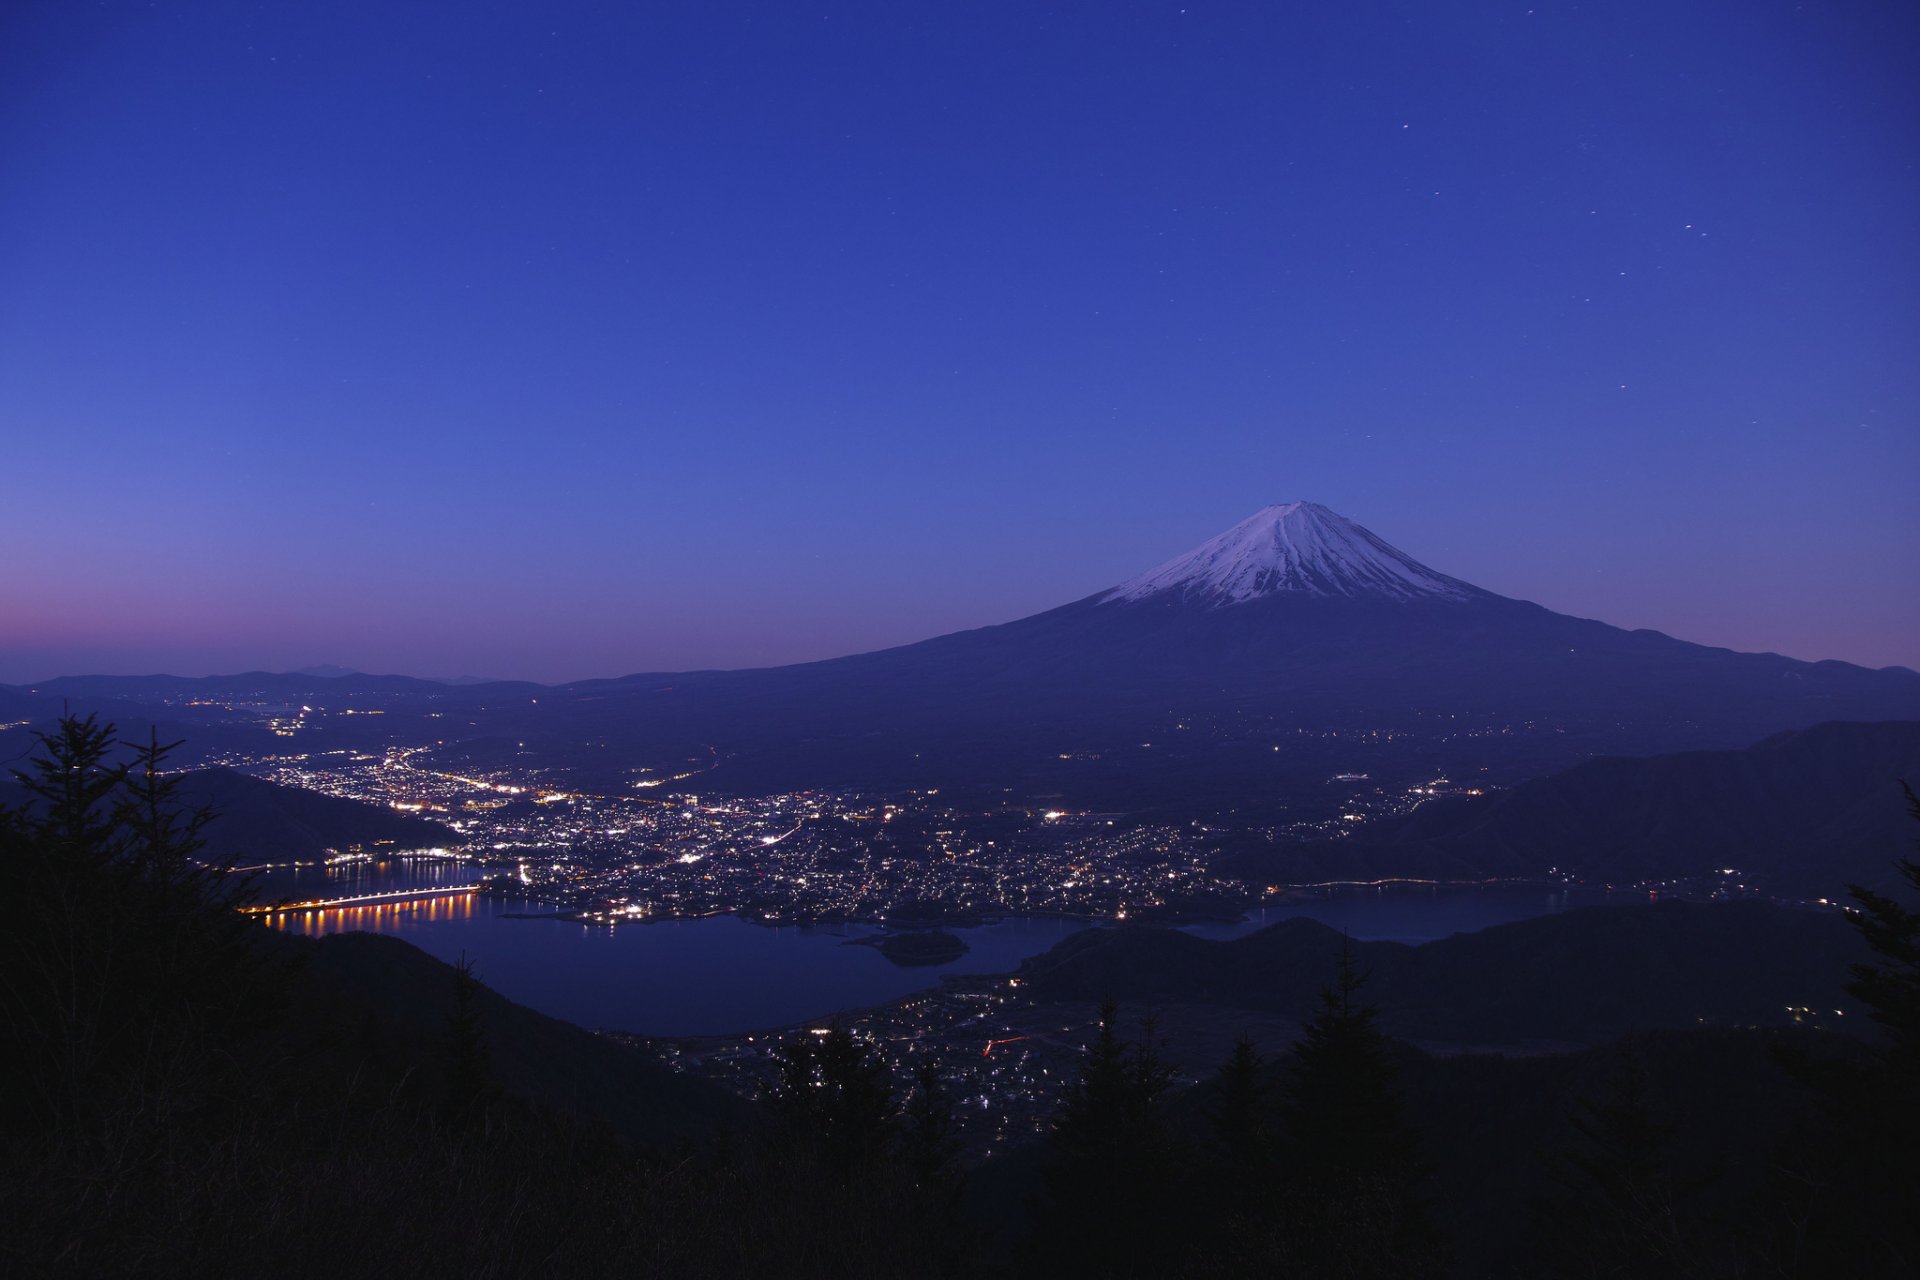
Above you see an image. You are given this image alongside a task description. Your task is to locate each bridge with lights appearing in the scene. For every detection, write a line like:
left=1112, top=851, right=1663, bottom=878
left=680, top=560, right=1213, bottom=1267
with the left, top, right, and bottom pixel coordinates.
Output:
left=242, top=884, right=479, bottom=915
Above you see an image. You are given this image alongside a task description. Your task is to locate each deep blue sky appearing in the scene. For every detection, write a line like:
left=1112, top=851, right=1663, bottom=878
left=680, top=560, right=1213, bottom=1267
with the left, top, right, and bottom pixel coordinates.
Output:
left=3, top=0, right=1916, bottom=682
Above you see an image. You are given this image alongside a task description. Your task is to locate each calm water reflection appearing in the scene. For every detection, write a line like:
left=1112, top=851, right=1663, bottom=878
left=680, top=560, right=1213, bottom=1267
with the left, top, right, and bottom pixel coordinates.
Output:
left=250, top=858, right=1611, bottom=1035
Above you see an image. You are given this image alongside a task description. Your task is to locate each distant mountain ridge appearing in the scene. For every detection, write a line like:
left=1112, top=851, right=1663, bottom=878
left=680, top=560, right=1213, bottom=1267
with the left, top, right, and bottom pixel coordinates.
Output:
left=7, top=670, right=542, bottom=699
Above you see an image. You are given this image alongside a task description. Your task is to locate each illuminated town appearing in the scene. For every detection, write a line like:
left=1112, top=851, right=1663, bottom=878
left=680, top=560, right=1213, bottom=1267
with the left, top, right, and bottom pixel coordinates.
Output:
left=209, top=729, right=1501, bottom=929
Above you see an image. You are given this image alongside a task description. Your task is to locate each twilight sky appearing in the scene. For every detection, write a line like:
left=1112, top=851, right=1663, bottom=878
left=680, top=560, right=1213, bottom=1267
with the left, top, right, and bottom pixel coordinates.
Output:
left=2, top=0, right=1916, bottom=683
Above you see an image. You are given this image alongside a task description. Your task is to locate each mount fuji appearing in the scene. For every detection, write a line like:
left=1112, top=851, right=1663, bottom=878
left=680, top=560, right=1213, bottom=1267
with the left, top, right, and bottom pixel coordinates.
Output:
left=17, top=503, right=1916, bottom=816
left=1101, top=501, right=1479, bottom=605
left=493, top=501, right=1920, bottom=811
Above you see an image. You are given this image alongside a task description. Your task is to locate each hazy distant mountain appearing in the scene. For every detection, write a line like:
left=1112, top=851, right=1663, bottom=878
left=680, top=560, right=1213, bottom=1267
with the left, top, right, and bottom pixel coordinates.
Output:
left=12, top=671, right=451, bottom=699
left=4, top=670, right=543, bottom=702
left=1217, top=719, right=1920, bottom=895
left=293, top=665, right=505, bottom=687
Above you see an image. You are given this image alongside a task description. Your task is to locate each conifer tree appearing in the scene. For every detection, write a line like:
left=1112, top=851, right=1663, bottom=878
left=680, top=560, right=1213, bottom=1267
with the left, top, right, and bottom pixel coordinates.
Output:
left=444, top=952, right=497, bottom=1135
left=1789, top=780, right=1920, bottom=1273
left=1044, top=999, right=1136, bottom=1202
left=1841, top=782, right=1920, bottom=1074
left=1541, top=1035, right=1696, bottom=1278
left=1212, top=1032, right=1271, bottom=1182
left=1129, top=1008, right=1176, bottom=1121
left=114, top=730, right=266, bottom=1057
left=818, top=1022, right=895, bottom=1175
left=768, top=1024, right=896, bottom=1180
left=1192, top=1033, right=1289, bottom=1277
left=2, top=715, right=278, bottom=1150
left=1033, top=1000, right=1185, bottom=1276
left=117, top=729, right=214, bottom=900
left=13, top=711, right=126, bottom=856
left=1274, top=937, right=1439, bottom=1278
left=901, top=1057, right=960, bottom=1198
left=4, top=714, right=131, bottom=1126
left=1280, top=937, right=1409, bottom=1178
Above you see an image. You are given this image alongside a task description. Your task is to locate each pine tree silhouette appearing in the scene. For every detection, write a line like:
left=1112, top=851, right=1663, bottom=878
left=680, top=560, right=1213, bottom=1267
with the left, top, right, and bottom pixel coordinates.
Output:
left=1033, top=1000, right=1184, bottom=1276
left=1540, top=1035, right=1698, bottom=1278
left=1275, top=936, right=1440, bottom=1278
left=901, top=1057, right=960, bottom=1198
left=1842, top=782, right=1920, bottom=1074
left=1785, top=780, right=1920, bottom=1274
left=2, top=715, right=281, bottom=1153
left=443, top=952, right=497, bottom=1135
left=1192, top=1032, right=1291, bottom=1277
left=3, top=713, right=128, bottom=1126
left=769, top=1024, right=896, bottom=1181
left=1212, top=1032, right=1270, bottom=1182
left=1281, top=936, right=1409, bottom=1178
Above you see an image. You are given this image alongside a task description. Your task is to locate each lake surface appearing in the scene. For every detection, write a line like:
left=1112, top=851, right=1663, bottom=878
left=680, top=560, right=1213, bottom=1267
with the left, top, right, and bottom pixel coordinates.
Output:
left=249, top=858, right=1619, bottom=1035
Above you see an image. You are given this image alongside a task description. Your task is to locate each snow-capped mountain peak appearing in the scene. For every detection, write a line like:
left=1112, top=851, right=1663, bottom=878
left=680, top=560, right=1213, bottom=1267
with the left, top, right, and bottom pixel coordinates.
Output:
left=1101, top=502, right=1477, bottom=606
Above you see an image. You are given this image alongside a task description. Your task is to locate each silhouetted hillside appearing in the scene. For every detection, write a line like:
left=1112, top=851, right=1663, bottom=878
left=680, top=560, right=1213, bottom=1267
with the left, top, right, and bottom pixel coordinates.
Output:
left=265, top=929, right=744, bottom=1145
left=1160, top=1024, right=1861, bottom=1276
left=175, top=768, right=459, bottom=861
left=0, top=766, right=456, bottom=862
left=1016, top=901, right=1866, bottom=1046
left=1219, top=720, right=1920, bottom=894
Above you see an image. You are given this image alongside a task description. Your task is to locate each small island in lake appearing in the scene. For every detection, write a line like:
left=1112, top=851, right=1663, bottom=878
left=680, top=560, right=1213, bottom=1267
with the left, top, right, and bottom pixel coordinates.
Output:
left=849, top=930, right=969, bottom=968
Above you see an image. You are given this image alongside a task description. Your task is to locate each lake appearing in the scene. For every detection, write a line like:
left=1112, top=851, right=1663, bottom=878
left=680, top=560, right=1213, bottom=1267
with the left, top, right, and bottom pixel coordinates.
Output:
left=249, top=857, right=1617, bottom=1036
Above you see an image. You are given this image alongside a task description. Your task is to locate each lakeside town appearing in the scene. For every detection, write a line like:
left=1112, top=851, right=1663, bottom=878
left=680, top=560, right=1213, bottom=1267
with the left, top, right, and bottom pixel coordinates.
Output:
left=214, top=735, right=1505, bottom=928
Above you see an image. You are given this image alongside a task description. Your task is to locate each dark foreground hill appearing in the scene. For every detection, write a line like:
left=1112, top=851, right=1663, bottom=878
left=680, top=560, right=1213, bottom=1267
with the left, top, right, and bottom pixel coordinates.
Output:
left=1016, top=900, right=1867, bottom=1046
left=264, top=928, right=744, bottom=1145
left=1216, top=719, right=1920, bottom=894
left=1152, top=1025, right=1868, bottom=1278
left=11, top=711, right=1916, bottom=1277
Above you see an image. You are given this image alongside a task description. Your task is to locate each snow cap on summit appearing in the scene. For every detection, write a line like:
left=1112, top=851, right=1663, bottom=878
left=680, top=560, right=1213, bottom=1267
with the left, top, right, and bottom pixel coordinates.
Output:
left=1102, top=502, right=1477, bottom=606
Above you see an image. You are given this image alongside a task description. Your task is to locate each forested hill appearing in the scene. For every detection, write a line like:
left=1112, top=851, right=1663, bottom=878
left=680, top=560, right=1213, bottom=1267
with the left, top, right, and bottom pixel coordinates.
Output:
left=173, top=768, right=458, bottom=861
left=264, top=928, right=745, bottom=1145
left=1216, top=720, right=1920, bottom=895
left=1016, top=900, right=1867, bottom=1047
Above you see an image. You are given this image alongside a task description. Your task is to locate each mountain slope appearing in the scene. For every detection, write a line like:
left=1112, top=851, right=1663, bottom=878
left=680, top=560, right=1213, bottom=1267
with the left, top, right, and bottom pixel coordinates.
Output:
left=0, top=768, right=457, bottom=863
left=274, top=929, right=744, bottom=1144
left=1015, top=900, right=1865, bottom=1046
left=1217, top=719, right=1920, bottom=894
left=498, top=504, right=1919, bottom=808
left=175, top=769, right=460, bottom=862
